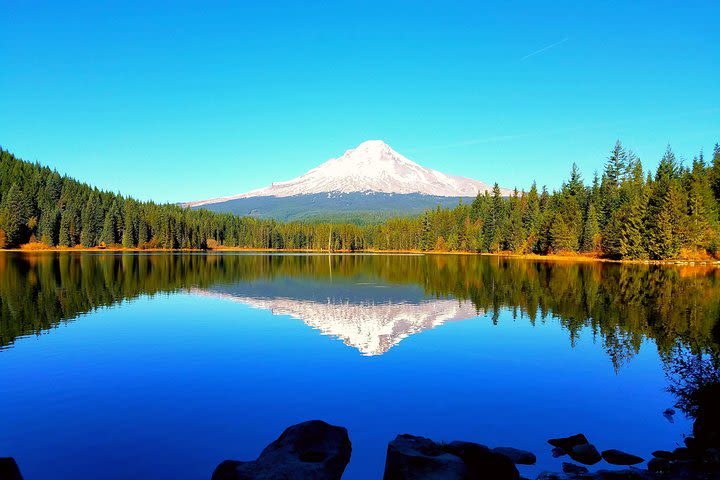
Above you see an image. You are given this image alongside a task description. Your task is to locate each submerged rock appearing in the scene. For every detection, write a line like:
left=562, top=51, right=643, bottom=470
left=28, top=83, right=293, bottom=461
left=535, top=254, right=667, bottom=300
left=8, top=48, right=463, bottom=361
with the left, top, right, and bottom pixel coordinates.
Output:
left=601, top=449, right=644, bottom=465
left=561, top=462, right=589, bottom=475
left=0, top=458, right=23, bottom=480
left=592, top=469, right=656, bottom=479
left=493, top=446, right=537, bottom=465
left=662, top=409, right=675, bottom=424
left=568, top=443, right=601, bottom=465
left=548, top=434, right=589, bottom=452
left=211, top=420, right=351, bottom=480
left=383, top=435, right=467, bottom=480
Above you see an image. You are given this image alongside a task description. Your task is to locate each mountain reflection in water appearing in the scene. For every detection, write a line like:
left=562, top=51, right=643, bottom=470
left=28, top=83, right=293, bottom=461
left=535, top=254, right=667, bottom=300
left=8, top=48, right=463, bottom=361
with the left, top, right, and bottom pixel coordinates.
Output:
left=1, top=252, right=719, bottom=367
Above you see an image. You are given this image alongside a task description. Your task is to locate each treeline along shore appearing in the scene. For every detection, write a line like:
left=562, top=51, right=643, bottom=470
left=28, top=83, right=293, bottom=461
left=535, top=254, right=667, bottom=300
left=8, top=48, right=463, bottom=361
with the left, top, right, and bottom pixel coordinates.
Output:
left=1, top=141, right=720, bottom=260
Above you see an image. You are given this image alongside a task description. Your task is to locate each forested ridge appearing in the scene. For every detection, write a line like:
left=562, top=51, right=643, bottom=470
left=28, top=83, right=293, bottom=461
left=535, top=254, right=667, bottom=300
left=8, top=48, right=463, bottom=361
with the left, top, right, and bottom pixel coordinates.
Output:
left=1, top=141, right=719, bottom=260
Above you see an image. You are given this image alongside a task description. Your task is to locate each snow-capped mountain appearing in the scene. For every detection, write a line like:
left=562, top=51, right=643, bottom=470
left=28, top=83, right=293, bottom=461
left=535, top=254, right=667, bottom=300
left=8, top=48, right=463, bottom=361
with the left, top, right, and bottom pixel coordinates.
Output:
left=186, top=140, right=508, bottom=204
left=184, top=140, right=511, bottom=220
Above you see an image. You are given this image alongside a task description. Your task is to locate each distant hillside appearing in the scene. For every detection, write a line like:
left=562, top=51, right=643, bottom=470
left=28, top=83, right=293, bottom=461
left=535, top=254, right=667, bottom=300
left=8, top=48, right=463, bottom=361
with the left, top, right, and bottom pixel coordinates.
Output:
left=195, top=192, right=473, bottom=223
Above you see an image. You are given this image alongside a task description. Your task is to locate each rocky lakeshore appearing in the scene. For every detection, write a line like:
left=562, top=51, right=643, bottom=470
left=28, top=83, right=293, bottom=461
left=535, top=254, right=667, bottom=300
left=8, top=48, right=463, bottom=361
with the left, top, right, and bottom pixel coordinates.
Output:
left=3, top=384, right=718, bottom=479
left=206, top=376, right=720, bottom=479
left=204, top=417, right=719, bottom=480
left=2, top=417, right=718, bottom=480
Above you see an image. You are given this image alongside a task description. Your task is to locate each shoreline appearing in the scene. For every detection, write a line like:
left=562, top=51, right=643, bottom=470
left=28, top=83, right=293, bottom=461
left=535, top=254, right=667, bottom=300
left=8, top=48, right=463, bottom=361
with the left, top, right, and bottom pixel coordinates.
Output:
left=2, top=245, right=719, bottom=266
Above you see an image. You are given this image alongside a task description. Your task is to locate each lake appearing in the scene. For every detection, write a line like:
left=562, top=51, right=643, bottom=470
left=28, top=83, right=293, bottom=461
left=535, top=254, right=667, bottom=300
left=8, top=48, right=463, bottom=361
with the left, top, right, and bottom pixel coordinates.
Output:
left=1, top=252, right=718, bottom=479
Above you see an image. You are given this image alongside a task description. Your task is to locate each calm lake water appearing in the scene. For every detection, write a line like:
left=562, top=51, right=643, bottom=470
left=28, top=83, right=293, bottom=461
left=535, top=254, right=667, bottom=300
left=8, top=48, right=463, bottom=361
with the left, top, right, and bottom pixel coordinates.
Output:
left=1, top=252, right=718, bottom=479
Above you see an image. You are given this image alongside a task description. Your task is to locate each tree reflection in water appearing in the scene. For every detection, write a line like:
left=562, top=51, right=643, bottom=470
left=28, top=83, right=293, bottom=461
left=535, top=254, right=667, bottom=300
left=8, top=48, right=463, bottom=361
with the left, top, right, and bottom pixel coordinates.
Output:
left=1, top=252, right=719, bottom=372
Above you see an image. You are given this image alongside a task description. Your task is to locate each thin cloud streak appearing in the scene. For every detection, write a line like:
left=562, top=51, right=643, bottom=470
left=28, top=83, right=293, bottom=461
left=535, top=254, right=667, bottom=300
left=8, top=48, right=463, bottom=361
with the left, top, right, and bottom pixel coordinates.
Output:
left=410, top=129, right=573, bottom=153
left=520, top=37, right=569, bottom=61
left=410, top=107, right=720, bottom=153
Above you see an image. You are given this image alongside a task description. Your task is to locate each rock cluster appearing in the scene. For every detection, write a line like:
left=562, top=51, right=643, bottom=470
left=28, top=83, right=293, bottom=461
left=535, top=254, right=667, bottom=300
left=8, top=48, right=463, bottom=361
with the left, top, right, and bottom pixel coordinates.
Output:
left=207, top=417, right=720, bottom=479
left=538, top=433, right=654, bottom=479
left=211, top=424, right=536, bottom=480
left=548, top=434, right=636, bottom=466
left=9, top=396, right=720, bottom=480
left=383, top=435, right=526, bottom=479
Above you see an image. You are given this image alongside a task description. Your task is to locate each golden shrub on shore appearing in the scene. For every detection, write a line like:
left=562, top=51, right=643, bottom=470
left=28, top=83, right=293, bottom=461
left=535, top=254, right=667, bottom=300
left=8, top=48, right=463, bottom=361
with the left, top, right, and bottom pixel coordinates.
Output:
left=20, top=242, right=52, bottom=251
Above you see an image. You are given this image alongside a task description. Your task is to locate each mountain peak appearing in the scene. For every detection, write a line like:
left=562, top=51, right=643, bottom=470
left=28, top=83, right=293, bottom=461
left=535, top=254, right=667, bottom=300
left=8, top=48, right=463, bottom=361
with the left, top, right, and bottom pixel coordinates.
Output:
left=347, top=139, right=398, bottom=158
left=185, top=141, right=511, bottom=207
left=355, top=139, right=390, bottom=149
left=314, top=140, right=421, bottom=178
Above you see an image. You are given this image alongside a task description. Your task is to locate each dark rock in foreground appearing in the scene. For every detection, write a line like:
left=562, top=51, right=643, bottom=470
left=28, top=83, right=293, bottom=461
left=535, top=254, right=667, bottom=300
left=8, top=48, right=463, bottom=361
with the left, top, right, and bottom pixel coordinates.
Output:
left=211, top=420, right=351, bottom=480
left=0, top=458, right=23, bottom=480
left=538, top=469, right=656, bottom=480
left=548, top=434, right=589, bottom=452
left=444, top=440, right=519, bottom=479
left=383, top=435, right=467, bottom=480
left=601, top=449, right=644, bottom=465
left=383, top=435, right=520, bottom=480
left=548, top=433, right=590, bottom=450
left=493, top=446, right=537, bottom=465
left=551, top=447, right=567, bottom=458
left=591, top=469, right=656, bottom=479
left=568, top=443, right=602, bottom=465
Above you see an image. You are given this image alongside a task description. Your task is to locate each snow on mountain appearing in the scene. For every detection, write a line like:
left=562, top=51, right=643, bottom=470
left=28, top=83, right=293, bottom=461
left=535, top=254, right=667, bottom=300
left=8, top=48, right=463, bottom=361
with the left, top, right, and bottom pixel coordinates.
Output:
left=190, top=287, right=481, bottom=356
left=185, top=140, right=510, bottom=207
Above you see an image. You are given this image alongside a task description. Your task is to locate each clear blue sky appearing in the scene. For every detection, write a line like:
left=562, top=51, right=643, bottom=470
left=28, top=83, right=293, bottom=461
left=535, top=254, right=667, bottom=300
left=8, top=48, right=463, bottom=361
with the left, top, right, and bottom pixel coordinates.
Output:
left=2, top=1, right=718, bottom=203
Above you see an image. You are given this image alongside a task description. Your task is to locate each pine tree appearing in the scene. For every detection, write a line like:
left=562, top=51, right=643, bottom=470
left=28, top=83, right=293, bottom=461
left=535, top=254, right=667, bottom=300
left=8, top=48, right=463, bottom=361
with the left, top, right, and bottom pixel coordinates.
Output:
left=58, top=209, right=73, bottom=247
left=606, top=140, right=628, bottom=187
left=650, top=203, right=677, bottom=259
left=504, top=190, right=525, bottom=252
left=656, top=145, right=678, bottom=181
left=539, top=186, right=549, bottom=212
left=580, top=203, right=600, bottom=252
left=710, top=143, right=720, bottom=203
left=0, top=185, right=31, bottom=246
left=523, top=183, right=540, bottom=232
left=137, top=216, right=150, bottom=245
left=100, top=210, right=117, bottom=245
left=38, top=207, right=60, bottom=246
left=619, top=199, right=647, bottom=259
left=483, top=183, right=504, bottom=251
left=122, top=207, right=136, bottom=248
left=469, top=192, right=487, bottom=222
left=80, top=193, right=102, bottom=247
left=550, top=213, right=577, bottom=252
left=600, top=142, right=628, bottom=228
left=686, top=154, right=716, bottom=250
left=647, top=183, right=683, bottom=259
left=566, top=163, right=584, bottom=198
